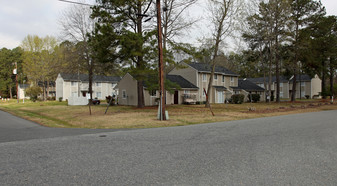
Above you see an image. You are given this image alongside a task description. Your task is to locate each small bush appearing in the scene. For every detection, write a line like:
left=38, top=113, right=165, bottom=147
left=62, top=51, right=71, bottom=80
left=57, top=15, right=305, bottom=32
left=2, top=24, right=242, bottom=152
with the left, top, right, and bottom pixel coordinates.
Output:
left=25, top=86, right=42, bottom=102
left=271, top=95, right=274, bottom=101
left=231, top=94, right=244, bottom=104
left=59, top=97, right=63, bottom=102
left=106, top=95, right=116, bottom=106
left=305, top=95, right=310, bottom=99
left=248, top=94, right=261, bottom=103
left=47, top=96, right=56, bottom=101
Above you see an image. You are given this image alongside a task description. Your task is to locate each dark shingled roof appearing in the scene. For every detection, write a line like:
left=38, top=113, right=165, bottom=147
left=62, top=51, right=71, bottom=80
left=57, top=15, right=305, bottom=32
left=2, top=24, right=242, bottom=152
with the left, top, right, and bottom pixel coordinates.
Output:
left=289, top=74, right=312, bottom=82
left=231, top=79, right=265, bottom=92
left=213, top=86, right=227, bottom=91
left=59, top=73, right=121, bottom=83
left=188, top=63, right=239, bottom=76
left=247, top=76, right=289, bottom=83
left=166, top=75, right=198, bottom=89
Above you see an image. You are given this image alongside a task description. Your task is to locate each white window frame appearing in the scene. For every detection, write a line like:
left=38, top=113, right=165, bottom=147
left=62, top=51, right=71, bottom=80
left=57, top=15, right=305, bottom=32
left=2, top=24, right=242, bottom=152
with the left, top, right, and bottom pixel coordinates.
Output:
left=71, top=81, right=77, bottom=87
left=202, top=74, right=207, bottom=82
left=222, top=75, right=225, bottom=83
left=150, top=90, right=156, bottom=97
left=300, top=82, right=305, bottom=87
left=122, top=90, right=127, bottom=99
left=230, top=77, right=234, bottom=83
left=96, top=92, right=102, bottom=99
left=214, top=74, right=217, bottom=80
left=96, top=82, right=101, bottom=87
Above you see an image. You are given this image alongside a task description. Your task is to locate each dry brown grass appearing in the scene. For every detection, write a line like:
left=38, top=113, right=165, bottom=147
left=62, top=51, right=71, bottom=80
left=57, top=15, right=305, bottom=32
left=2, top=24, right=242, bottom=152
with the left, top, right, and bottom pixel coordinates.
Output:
left=1, top=99, right=336, bottom=129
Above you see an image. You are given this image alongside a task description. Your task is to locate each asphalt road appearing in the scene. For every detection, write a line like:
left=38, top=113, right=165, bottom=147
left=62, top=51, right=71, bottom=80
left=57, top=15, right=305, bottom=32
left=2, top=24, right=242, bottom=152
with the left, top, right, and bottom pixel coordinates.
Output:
left=1, top=110, right=337, bottom=185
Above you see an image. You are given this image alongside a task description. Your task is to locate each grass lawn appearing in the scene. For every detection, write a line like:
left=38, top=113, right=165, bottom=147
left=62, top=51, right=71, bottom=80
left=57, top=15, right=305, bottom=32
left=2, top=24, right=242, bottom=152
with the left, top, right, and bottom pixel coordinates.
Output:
left=0, top=99, right=336, bottom=129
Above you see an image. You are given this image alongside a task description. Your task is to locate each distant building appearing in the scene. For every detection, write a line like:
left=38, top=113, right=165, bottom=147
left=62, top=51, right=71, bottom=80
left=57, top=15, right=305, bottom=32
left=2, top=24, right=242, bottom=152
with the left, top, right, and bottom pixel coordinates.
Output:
left=116, top=73, right=198, bottom=106
left=231, top=79, right=266, bottom=102
left=248, top=74, right=321, bottom=99
left=56, top=73, right=121, bottom=101
left=169, top=62, right=240, bottom=103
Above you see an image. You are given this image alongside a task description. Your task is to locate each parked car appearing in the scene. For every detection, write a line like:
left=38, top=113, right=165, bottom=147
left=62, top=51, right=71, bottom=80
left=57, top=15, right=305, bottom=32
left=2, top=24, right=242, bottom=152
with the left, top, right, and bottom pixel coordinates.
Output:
left=92, top=99, right=100, bottom=105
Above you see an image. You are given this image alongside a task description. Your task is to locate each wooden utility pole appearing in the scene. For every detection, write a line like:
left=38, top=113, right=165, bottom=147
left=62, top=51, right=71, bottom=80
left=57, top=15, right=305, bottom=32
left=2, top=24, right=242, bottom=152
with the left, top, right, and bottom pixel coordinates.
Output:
left=15, top=62, right=18, bottom=103
left=157, top=0, right=166, bottom=120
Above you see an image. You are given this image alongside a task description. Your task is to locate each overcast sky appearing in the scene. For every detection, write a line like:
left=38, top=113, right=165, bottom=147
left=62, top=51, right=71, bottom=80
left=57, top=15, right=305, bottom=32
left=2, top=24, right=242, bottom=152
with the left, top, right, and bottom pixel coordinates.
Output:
left=0, top=0, right=336, bottom=49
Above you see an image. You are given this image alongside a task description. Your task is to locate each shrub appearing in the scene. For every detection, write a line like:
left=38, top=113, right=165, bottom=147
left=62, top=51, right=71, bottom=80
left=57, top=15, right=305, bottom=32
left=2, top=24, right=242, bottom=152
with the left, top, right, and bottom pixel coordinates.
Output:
left=248, top=94, right=261, bottom=103
left=271, top=95, right=274, bottom=101
left=47, top=96, right=56, bottom=101
left=106, top=95, right=116, bottom=106
left=305, top=95, right=310, bottom=99
left=59, top=97, right=63, bottom=102
left=25, top=86, right=42, bottom=102
left=231, top=94, right=244, bottom=104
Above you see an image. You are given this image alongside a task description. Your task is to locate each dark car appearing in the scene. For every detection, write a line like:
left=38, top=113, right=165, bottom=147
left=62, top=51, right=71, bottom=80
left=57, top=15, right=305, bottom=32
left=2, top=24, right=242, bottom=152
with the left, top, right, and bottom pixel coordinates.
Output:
left=92, top=99, right=100, bottom=105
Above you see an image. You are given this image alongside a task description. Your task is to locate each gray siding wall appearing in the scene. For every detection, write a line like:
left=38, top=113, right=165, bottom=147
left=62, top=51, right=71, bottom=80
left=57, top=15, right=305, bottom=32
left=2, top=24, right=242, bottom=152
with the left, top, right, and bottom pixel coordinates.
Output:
left=117, top=73, right=138, bottom=106
left=169, top=64, right=198, bottom=86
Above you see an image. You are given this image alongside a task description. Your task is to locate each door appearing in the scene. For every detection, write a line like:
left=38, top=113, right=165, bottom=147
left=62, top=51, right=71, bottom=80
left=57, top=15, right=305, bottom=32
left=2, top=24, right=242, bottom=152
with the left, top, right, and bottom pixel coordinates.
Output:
left=217, top=91, right=224, bottom=103
left=174, top=91, right=179, bottom=104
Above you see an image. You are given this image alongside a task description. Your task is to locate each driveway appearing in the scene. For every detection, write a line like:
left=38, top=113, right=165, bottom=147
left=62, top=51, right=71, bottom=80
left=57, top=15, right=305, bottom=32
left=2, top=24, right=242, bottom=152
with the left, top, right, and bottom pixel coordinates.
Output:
left=1, top=110, right=337, bottom=185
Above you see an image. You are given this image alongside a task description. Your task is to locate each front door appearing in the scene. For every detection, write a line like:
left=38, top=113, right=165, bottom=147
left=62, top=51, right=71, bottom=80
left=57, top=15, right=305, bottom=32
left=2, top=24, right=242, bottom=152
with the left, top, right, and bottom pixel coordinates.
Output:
left=217, top=91, right=224, bottom=103
left=174, top=91, right=179, bottom=104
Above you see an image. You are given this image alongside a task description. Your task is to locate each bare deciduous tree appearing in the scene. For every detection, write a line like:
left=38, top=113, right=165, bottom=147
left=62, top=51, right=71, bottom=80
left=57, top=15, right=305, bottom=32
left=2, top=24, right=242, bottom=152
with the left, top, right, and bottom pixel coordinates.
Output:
left=205, top=0, right=244, bottom=108
left=58, top=0, right=96, bottom=107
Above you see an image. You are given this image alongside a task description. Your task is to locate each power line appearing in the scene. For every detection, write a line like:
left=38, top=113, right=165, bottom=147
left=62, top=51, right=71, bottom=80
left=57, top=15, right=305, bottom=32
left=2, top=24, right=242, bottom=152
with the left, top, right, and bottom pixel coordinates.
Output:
left=58, top=0, right=93, bottom=6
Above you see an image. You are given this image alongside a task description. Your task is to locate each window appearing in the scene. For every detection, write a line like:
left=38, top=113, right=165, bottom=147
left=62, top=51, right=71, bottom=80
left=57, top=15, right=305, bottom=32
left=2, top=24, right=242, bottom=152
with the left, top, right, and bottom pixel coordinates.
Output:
left=222, top=76, right=225, bottom=83
left=202, top=90, right=206, bottom=97
left=202, top=74, right=207, bottom=82
left=301, top=82, right=305, bottom=87
left=214, top=74, right=217, bottom=80
left=230, top=77, right=234, bottom=82
left=184, top=90, right=190, bottom=94
left=96, top=82, right=101, bottom=87
left=150, top=90, right=156, bottom=96
left=96, top=92, right=102, bottom=98
left=122, top=90, right=127, bottom=99
left=71, top=81, right=77, bottom=86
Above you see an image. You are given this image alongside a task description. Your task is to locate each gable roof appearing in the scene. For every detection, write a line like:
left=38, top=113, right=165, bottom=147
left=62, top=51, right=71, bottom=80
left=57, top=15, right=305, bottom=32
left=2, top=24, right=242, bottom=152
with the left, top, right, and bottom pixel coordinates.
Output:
left=166, top=75, right=198, bottom=89
left=118, top=73, right=198, bottom=90
left=289, top=74, right=312, bottom=82
left=247, top=76, right=289, bottom=84
left=188, top=63, right=239, bottom=76
left=59, top=73, right=121, bottom=83
left=231, top=79, right=265, bottom=92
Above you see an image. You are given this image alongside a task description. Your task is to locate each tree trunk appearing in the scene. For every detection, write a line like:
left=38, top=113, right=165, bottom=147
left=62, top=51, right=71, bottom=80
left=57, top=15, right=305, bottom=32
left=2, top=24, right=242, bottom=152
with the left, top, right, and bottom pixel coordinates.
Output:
left=205, top=64, right=215, bottom=108
left=322, top=59, right=326, bottom=99
left=47, top=81, right=50, bottom=100
left=330, top=57, right=334, bottom=97
left=275, top=31, right=280, bottom=103
left=205, top=3, right=226, bottom=108
left=136, top=1, right=145, bottom=108
left=291, top=70, right=297, bottom=101
left=9, top=85, right=12, bottom=99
